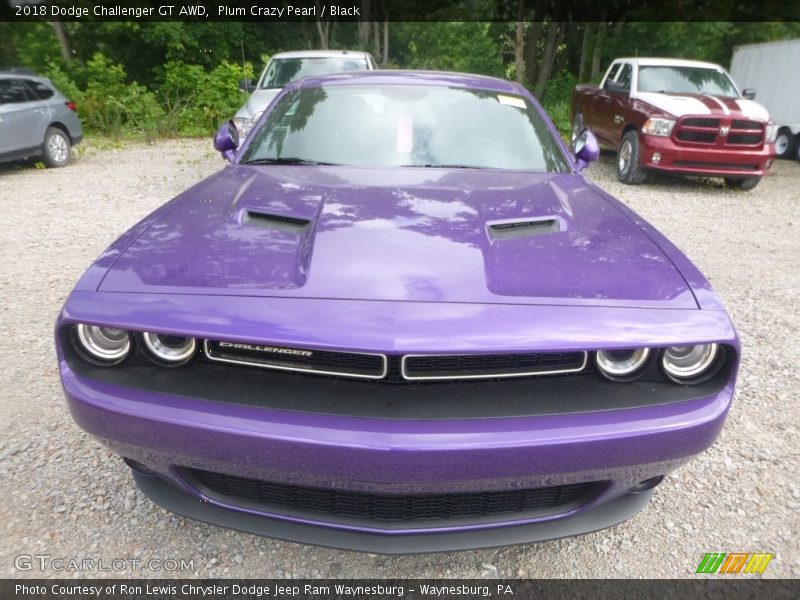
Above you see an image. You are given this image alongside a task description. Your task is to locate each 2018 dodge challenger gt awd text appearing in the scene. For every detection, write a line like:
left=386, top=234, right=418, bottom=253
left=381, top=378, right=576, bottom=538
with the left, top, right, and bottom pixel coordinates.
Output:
left=56, top=71, right=739, bottom=553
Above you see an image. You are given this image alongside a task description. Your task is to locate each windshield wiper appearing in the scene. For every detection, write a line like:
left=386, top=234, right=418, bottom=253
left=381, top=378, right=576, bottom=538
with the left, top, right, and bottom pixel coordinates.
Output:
left=401, top=164, right=478, bottom=169
left=243, top=157, right=338, bottom=166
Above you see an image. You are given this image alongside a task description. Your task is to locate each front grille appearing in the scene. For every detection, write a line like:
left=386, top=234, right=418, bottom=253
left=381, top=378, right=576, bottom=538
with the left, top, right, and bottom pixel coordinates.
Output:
left=203, top=340, right=588, bottom=382
left=402, top=351, right=586, bottom=380
left=204, top=340, right=387, bottom=379
left=186, top=468, right=597, bottom=523
left=727, top=133, right=762, bottom=145
left=731, top=119, right=762, bottom=130
left=676, top=130, right=716, bottom=143
left=675, top=117, right=764, bottom=147
left=682, top=117, right=720, bottom=128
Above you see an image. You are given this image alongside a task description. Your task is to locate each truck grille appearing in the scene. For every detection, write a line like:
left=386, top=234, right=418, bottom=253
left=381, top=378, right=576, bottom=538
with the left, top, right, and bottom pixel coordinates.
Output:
left=185, top=468, right=598, bottom=523
left=674, top=117, right=764, bottom=147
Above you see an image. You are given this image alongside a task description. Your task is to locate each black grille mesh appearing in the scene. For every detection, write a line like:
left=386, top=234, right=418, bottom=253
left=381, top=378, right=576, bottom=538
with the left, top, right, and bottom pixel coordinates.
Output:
left=731, top=120, right=763, bottom=130
left=676, top=130, right=716, bottom=143
left=205, top=340, right=385, bottom=378
left=188, top=469, right=595, bottom=523
left=403, top=352, right=584, bottom=379
left=682, top=117, right=720, bottom=127
left=727, top=133, right=762, bottom=145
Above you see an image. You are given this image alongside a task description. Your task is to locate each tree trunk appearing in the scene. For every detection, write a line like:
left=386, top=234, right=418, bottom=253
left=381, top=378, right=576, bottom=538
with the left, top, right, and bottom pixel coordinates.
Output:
left=553, top=21, right=571, bottom=76
left=514, top=0, right=525, bottom=84
left=382, top=19, right=389, bottom=66
left=579, top=22, right=594, bottom=82
left=534, top=20, right=561, bottom=96
left=524, top=0, right=548, bottom=87
left=314, top=1, right=331, bottom=49
left=607, top=20, right=625, bottom=61
left=358, top=1, right=372, bottom=49
left=50, top=21, right=72, bottom=62
left=590, top=14, right=608, bottom=81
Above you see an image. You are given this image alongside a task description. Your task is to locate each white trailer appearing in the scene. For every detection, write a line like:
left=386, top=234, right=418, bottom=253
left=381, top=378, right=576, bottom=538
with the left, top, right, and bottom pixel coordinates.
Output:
left=731, top=39, right=800, bottom=161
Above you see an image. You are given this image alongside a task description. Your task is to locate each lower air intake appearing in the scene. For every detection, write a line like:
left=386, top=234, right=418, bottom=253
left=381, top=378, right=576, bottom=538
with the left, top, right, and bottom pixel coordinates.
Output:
left=185, top=469, right=599, bottom=524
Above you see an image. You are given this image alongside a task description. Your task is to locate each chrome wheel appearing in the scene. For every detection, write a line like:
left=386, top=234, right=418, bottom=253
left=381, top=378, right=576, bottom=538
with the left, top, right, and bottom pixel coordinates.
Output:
left=48, top=133, right=69, bottom=164
left=618, top=140, right=632, bottom=174
left=774, top=131, right=790, bottom=157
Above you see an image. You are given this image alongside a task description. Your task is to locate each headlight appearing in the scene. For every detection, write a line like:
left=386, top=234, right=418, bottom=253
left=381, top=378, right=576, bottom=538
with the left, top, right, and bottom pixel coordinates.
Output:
left=765, top=123, right=778, bottom=143
left=642, top=118, right=676, bottom=137
left=232, top=117, right=255, bottom=140
left=661, top=344, right=720, bottom=383
left=75, top=324, right=131, bottom=363
left=142, top=332, right=196, bottom=366
left=595, top=348, right=651, bottom=381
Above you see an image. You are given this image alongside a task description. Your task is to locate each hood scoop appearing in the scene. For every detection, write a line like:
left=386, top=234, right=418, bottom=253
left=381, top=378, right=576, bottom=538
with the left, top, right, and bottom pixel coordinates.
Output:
left=243, top=210, right=311, bottom=234
left=488, top=218, right=561, bottom=240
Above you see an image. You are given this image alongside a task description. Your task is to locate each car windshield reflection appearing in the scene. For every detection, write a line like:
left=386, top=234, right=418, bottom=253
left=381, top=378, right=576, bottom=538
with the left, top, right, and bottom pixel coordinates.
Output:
left=240, top=85, right=569, bottom=172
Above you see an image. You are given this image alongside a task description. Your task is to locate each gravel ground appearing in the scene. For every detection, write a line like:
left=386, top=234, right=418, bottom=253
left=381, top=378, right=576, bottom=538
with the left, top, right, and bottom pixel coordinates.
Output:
left=1, top=139, right=798, bottom=579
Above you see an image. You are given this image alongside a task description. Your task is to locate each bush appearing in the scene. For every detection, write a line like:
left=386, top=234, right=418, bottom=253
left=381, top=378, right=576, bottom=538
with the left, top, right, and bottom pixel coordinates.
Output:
left=160, top=59, right=254, bottom=137
left=540, top=71, right=577, bottom=139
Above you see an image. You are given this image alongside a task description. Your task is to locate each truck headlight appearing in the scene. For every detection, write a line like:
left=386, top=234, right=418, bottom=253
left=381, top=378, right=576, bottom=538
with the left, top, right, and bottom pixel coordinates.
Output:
left=232, top=113, right=262, bottom=141
left=765, top=123, right=778, bottom=143
left=642, top=118, right=676, bottom=137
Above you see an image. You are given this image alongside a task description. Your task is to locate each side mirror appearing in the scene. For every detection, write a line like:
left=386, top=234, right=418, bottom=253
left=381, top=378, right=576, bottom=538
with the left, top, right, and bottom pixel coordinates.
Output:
left=573, top=129, right=599, bottom=172
left=604, top=80, right=629, bottom=95
left=213, top=121, right=239, bottom=162
left=742, top=88, right=756, bottom=100
left=239, top=78, right=255, bottom=93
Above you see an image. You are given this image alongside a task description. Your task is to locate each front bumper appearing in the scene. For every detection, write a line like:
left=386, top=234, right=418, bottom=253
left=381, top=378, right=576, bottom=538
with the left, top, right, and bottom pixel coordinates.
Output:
left=640, top=134, right=773, bottom=177
left=61, top=357, right=735, bottom=552
left=134, top=470, right=655, bottom=554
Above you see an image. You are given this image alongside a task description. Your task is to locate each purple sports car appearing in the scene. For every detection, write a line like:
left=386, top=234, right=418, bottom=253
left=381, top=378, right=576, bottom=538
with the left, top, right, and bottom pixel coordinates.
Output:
left=56, top=71, right=738, bottom=553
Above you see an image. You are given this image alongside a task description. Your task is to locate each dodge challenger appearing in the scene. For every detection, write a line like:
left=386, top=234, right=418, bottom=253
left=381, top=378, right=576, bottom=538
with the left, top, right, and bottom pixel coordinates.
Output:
left=56, top=71, right=739, bottom=553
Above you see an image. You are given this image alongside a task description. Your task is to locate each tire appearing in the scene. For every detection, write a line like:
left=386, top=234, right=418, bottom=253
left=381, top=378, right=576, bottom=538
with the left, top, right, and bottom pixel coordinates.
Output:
left=724, top=176, right=761, bottom=191
left=570, top=112, right=585, bottom=148
left=42, top=127, right=71, bottom=168
left=617, top=130, right=646, bottom=184
left=774, top=128, right=795, bottom=158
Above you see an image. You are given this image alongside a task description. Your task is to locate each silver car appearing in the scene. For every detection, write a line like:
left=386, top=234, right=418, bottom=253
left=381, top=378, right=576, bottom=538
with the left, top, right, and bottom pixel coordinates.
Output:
left=0, top=70, right=83, bottom=167
left=233, top=50, right=377, bottom=139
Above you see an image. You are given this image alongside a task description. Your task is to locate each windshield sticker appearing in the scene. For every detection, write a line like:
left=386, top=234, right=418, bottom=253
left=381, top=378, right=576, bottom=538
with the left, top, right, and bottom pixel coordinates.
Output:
left=497, top=94, right=526, bottom=109
left=396, top=113, right=413, bottom=154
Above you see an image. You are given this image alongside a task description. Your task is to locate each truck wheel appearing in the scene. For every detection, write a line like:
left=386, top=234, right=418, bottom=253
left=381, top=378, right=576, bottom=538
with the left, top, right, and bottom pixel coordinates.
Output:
left=774, top=128, right=795, bottom=158
left=42, top=127, right=71, bottom=168
left=724, top=177, right=761, bottom=191
left=617, top=131, right=646, bottom=184
left=571, top=113, right=585, bottom=148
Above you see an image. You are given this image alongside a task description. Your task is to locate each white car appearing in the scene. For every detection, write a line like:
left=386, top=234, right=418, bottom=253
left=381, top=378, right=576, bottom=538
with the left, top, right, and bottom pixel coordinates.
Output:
left=232, top=50, right=377, bottom=140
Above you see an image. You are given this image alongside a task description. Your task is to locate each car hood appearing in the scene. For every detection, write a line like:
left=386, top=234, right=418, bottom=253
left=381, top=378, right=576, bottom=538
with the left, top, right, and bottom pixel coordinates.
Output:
left=636, top=92, right=769, bottom=121
left=99, top=166, right=697, bottom=309
left=236, top=89, right=282, bottom=119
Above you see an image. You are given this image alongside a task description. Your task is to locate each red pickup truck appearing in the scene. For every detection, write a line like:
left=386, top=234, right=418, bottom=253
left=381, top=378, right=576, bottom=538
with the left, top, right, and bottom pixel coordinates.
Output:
left=571, top=58, right=777, bottom=190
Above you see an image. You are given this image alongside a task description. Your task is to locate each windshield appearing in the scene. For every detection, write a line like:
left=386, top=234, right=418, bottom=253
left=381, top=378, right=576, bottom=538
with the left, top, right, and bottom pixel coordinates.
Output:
left=638, top=66, right=739, bottom=97
left=259, top=57, right=369, bottom=89
left=241, top=84, right=569, bottom=172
